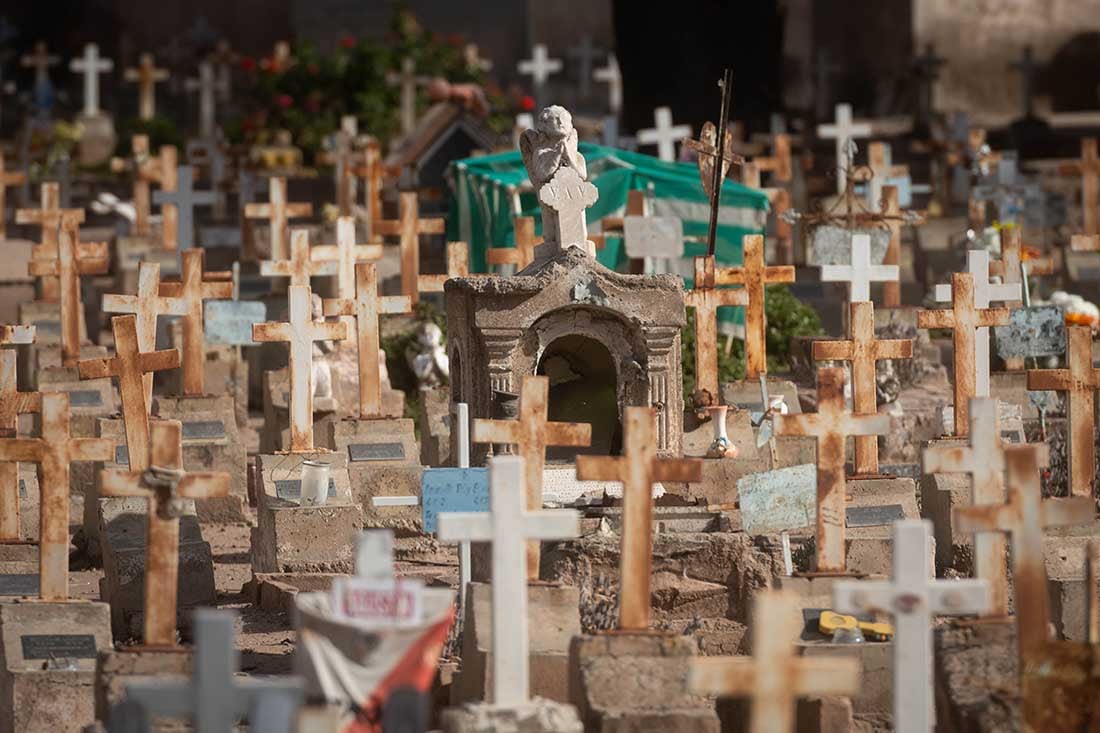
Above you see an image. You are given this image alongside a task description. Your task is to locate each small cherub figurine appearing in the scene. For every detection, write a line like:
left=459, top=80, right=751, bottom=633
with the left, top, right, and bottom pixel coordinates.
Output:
left=406, top=322, right=449, bottom=389
left=519, top=105, right=587, bottom=192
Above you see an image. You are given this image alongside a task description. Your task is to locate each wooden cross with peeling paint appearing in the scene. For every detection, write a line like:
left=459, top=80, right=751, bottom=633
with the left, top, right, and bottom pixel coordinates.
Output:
left=472, top=375, right=591, bottom=579
left=253, top=285, right=347, bottom=452
left=955, top=444, right=1094, bottom=665
left=419, top=241, right=484, bottom=293
left=28, top=217, right=108, bottom=365
left=375, top=191, right=445, bottom=304
left=77, top=315, right=180, bottom=471
left=833, top=520, right=990, bottom=733
left=487, top=216, right=539, bottom=272
left=813, top=301, right=912, bottom=475
left=0, top=325, right=39, bottom=542
left=323, top=263, right=410, bottom=419
left=918, top=273, right=1010, bottom=437
left=124, top=53, right=169, bottom=120
left=16, top=182, right=86, bottom=300
left=713, top=234, right=795, bottom=378
left=0, top=392, right=113, bottom=600
left=1026, top=325, right=1100, bottom=498
left=576, top=407, right=701, bottom=630
left=109, top=135, right=156, bottom=236
left=158, top=249, right=234, bottom=396
left=773, top=367, right=890, bottom=572
left=686, top=256, right=749, bottom=405
left=244, top=177, right=312, bottom=261
left=260, top=228, right=338, bottom=289
left=820, top=233, right=898, bottom=303
left=100, top=419, right=229, bottom=646
left=690, top=590, right=861, bottom=733
left=989, top=226, right=1054, bottom=292
left=0, top=152, right=26, bottom=241
left=311, top=216, right=383, bottom=300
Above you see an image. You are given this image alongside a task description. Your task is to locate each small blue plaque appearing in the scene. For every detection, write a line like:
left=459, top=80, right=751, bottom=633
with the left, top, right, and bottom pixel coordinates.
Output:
left=421, top=468, right=489, bottom=534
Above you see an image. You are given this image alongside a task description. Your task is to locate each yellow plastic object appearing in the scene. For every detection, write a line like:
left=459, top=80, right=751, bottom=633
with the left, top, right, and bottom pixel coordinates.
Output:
left=818, top=610, right=894, bottom=641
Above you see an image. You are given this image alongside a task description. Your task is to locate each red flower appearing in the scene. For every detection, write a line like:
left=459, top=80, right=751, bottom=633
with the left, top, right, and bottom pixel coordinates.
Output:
left=275, top=94, right=294, bottom=109
left=339, top=35, right=356, bottom=49
left=240, top=56, right=256, bottom=72
left=520, top=95, right=535, bottom=111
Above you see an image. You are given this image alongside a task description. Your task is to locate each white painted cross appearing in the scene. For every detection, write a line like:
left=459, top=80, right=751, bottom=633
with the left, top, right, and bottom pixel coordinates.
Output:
left=638, top=106, right=692, bottom=163
left=386, top=57, right=431, bottom=136
left=69, top=43, right=113, bottom=117
left=833, top=520, right=990, bottom=733
left=820, top=233, right=898, bottom=302
left=185, top=61, right=226, bottom=140
left=934, top=249, right=1020, bottom=398
left=517, top=44, right=562, bottom=109
left=436, top=455, right=579, bottom=708
left=593, top=53, right=622, bottom=115
left=817, top=103, right=872, bottom=195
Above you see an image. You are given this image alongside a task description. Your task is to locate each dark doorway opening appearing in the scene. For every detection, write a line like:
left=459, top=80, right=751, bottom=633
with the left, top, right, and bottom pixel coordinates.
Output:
left=537, top=335, right=621, bottom=460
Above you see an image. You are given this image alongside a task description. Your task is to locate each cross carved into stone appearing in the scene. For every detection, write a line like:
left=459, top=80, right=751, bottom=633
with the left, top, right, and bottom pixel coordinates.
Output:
left=100, top=420, right=229, bottom=646
left=689, top=590, right=861, bottom=733
left=253, top=285, right=347, bottom=452
left=260, top=228, right=338, bottom=289
left=158, top=250, right=234, bottom=396
left=773, top=367, right=890, bottom=572
left=820, top=233, right=898, bottom=303
left=0, top=326, right=39, bottom=542
left=0, top=152, right=27, bottom=240
left=375, top=191, right=445, bottom=304
left=310, top=216, right=382, bottom=301
left=576, top=407, right=701, bottom=630
left=917, top=273, right=1010, bottom=437
left=486, top=216, right=539, bottom=272
left=686, top=256, right=749, bottom=405
left=813, top=301, right=913, bottom=475
left=124, top=53, right=169, bottom=121
left=472, top=375, right=591, bottom=579
left=322, top=263, right=410, bottom=419
left=244, top=177, right=312, bottom=261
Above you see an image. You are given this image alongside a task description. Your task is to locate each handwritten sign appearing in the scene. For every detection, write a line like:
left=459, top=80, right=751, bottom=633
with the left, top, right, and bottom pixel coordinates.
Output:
left=330, top=577, right=424, bottom=628
left=205, top=300, right=267, bottom=345
left=421, top=467, right=488, bottom=533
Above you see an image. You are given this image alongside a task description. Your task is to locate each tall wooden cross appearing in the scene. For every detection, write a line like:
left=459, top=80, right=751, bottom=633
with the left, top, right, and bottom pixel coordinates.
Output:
left=375, top=191, right=445, bottom=304
left=1027, top=325, right=1100, bottom=498
left=989, top=226, right=1054, bottom=292
left=385, top=57, right=431, bottom=135
left=712, top=234, right=795, bottom=378
left=686, top=255, right=748, bottom=405
left=881, top=186, right=903, bottom=307
left=253, top=285, right=347, bottom=452
left=934, top=250, right=1020, bottom=398
left=0, top=153, right=26, bottom=240
left=774, top=367, right=890, bottom=572
left=124, top=53, right=169, bottom=120
left=69, top=42, right=113, bottom=117
left=487, top=216, right=539, bottom=272
left=472, top=375, right=591, bottom=578
left=27, top=216, right=108, bottom=365
left=833, top=520, right=990, bottom=733
left=955, top=445, right=1093, bottom=665
left=260, top=228, right=338, bottom=289
left=145, top=145, right=180, bottom=250
left=244, top=177, right=312, bottom=261
left=310, top=216, right=382, bottom=301
left=322, top=263, right=410, bottom=419
left=15, top=182, right=86, bottom=300
left=817, top=103, right=872, bottom=195
left=917, top=273, right=1010, bottom=437
left=576, top=407, right=701, bottom=630
left=637, top=106, right=692, bottom=163
left=0, top=392, right=113, bottom=600
left=437, top=455, right=578, bottom=708
left=813, top=301, right=912, bottom=475
left=77, top=315, right=180, bottom=471
left=517, top=44, right=562, bottom=110
left=0, top=326, right=39, bottom=542
left=1077, top=138, right=1100, bottom=236
left=158, top=250, right=234, bottom=396
left=419, top=241, right=482, bottom=293
left=100, top=420, right=229, bottom=646
left=153, top=165, right=215, bottom=251
left=690, top=590, right=861, bottom=733
left=820, top=233, right=898, bottom=303
left=109, top=135, right=155, bottom=236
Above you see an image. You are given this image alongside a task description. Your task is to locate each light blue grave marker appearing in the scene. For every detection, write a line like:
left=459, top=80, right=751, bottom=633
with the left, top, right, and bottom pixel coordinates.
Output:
left=420, top=467, right=489, bottom=534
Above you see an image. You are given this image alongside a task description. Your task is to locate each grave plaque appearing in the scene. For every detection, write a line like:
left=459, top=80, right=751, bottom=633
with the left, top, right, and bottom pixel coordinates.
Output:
left=807, top=225, right=888, bottom=266
left=20, top=634, right=98, bottom=660
left=737, top=464, right=815, bottom=535
left=205, top=300, right=267, bottom=346
left=348, top=442, right=406, bottom=463
left=845, top=504, right=905, bottom=528
left=993, top=305, right=1066, bottom=360
left=622, top=215, right=683, bottom=259
left=182, top=420, right=226, bottom=441
left=68, top=390, right=103, bottom=407
left=877, top=464, right=920, bottom=480
left=18, top=480, right=25, bottom=498
left=0, top=574, right=39, bottom=596
left=115, top=445, right=128, bottom=465
left=33, top=320, right=60, bottom=336
left=421, top=467, right=489, bottom=533
left=274, top=478, right=337, bottom=501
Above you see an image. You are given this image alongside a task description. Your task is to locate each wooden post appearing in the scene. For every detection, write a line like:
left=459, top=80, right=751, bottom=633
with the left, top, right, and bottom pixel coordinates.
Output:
left=0, top=393, right=113, bottom=600
left=252, top=286, right=347, bottom=452
left=375, top=191, right=445, bottom=304
left=0, top=153, right=27, bottom=241
left=686, top=255, right=749, bottom=405
left=310, top=216, right=383, bottom=301
left=109, top=135, right=155, bottom=236
left=487, top=216, right=539, bottom=272
left=260, top=228, right=338, bottom=289
left=989, top=226, right=1054, bottom=291
left=882, top=186, right=902, bottom=307
left=153, top=146, right=179, bottom=252
left=1026, top=325, right=1100, bottom=498
left=1081, top=139, right=1100, bottom=236
left=157, top=250, right=233, bottom=396
left=244, top=177, right=312, bottom=261
left=773, top=367, right=890, bottom=572
left=575, top=407, right=701, bottom=630
left=472, top=376, right=591, bottom=579
left=99, top=420, right=229, bottom=646
left=689, top=590, right=860, bottom=733
left=917, top=273, right=1010, bottom=437
left=322, top=263, right=411, bottom=418
left=816, top=103, right=872, bottom=195
left=0, top=326, right=40, bottom=542
left=124, top=53, right=169, bottom=120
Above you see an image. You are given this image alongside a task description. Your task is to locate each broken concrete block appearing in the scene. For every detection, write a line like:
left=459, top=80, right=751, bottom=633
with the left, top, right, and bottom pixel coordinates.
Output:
left=441, top=699, right=583, bottom=733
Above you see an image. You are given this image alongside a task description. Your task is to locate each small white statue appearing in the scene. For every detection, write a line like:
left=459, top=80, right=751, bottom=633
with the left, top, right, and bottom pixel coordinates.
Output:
left=519, top=105, right=586, bottom=191
left=407, top=322, right=449, bottom=389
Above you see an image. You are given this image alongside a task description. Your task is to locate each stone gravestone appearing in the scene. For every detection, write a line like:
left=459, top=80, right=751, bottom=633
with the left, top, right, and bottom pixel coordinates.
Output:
left=69, top=43, right=116, bottom=166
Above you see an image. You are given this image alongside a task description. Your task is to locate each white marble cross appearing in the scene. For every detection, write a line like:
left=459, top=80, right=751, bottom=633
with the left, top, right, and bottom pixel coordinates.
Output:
left=185, top=61, right=226, bottom=140
left=69, top=43, right=113, bottom=117
left=517, top=43, right=562, bottom=108
left=638, top=106, right=692, bottom=163
left=820, top=233, right=898, bottom=302
left=593, top=53, right=622, bottom=115
left=934, top=250, right=1020, bottom=398
left=436, top=455, right=579, bottom=708
left=817, top=103, right=872, bottom=194
left=833, top=520, right=989, bottom=733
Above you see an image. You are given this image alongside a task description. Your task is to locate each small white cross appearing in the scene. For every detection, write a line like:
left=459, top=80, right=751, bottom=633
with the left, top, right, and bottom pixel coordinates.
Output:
left=820, top=233, right=898, bottom=302
left=817, top=103, right=872, bottom=194
left=638, top=106, right=692, bottom=163
left=185, top=61, right=226, bottom=140
left=69, top=43, right=113, bottom=117
left=517, top=43, right=562, bottom=87
left=834, top=520, right=989, bottom=733
left=593, top=53, right=622, bottom=115
left=934, top=250, right=1020, bottom=397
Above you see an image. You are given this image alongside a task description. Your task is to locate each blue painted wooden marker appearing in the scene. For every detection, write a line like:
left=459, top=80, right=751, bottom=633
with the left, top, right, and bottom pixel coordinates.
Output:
left=421, top=467, right=489, bottom=534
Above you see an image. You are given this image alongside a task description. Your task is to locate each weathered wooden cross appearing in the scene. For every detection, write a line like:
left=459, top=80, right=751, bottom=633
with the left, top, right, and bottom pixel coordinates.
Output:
left=0, top=152, right=26, bottom=240
left=437, top=455, right=578, bottom=708
left=153, top=165, right=216, bottom=250
left=576, top=407, right=701, bottom=630
left=472, top=375, right=591, bottom=578
left=109, top=135, right=156, bottom=237
left=989, top=226, right=1054, bottom=291
left=917, top=273, right=1010, bottom=437
left=813, top=301, right=912, bottom=475
left=419, top=241, right=483, bottom=293
left=100, top=420, right=229, bottom=646
left=375, top=191, right=445, bottom=304
left=638, top=106, right=692, bottom=163
left=260, top=228, right=338, bottom=289
left=0, top=325, right=39, bottom=541
left=773, top=366, right=890, bottom=572
left=253, top=285, right=347, bottom=452
left=311, top=215, right=383, bottom=301
left=820, top=233, right=898, bottom=303
left=16, top=182, right=87, bottom=300
left=322, top=263, right=410, bottom=419
left=124, top=53, right=169, bottom=120
left=0, top=392, right=113, bottom=600
left=1079, top=138, right=1100, bottom=236
left=689, top=590, right=861, bottom=733
left=487, top=216, right=539, bottom=272
left=244, top=177, right=313, bottom=261
left=816, top=103, right=872, bottom=195
left=686, top=255, right=748, bottom=405
left=158, top=249, right=234, bottom=396
left=833, top=520, right=990, bottom=733
left=1026, top=325, right=1100, bottom=498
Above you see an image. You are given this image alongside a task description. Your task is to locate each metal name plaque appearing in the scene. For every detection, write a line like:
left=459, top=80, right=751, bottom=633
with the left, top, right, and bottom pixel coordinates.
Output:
left=21, top=634, right=97, bottom=660
left=0, top=574, right=38, bottom=596
left=274, top=478, right=337, bottom=501
left=115, top=445, right=129, bottom=466
left=845, top=504, right=906, bottom=528
left=993, top=305, right=1065, bottom=360
left=622, top=215, right=683, bottom=259
left=182, top=421, right=226, bottom=441
left=348, top=443, right=406, bottom=463
left=67, top=390, right=103, bottom=407
left=205, top=300, right=267, bottom=346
